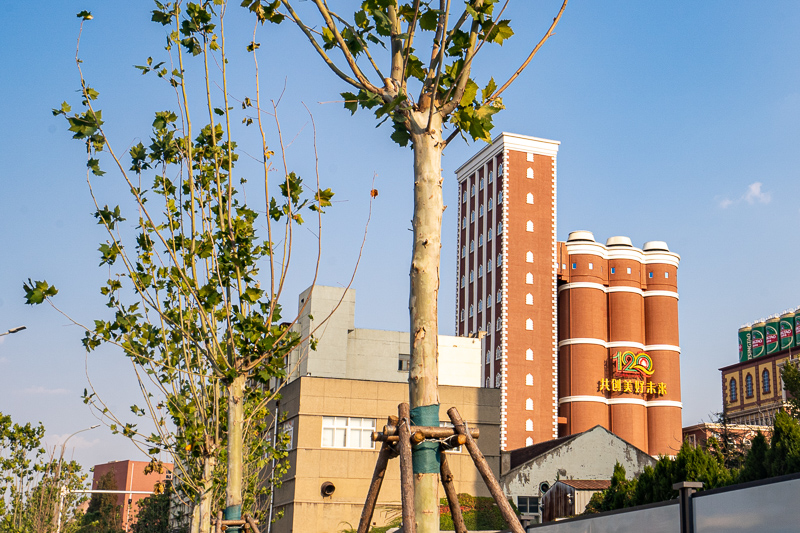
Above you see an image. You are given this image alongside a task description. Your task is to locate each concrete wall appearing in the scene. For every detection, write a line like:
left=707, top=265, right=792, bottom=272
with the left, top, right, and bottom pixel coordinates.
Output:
left=272, top=376, right=501, bottom=533
left=289, top=285, right=482, bottom=386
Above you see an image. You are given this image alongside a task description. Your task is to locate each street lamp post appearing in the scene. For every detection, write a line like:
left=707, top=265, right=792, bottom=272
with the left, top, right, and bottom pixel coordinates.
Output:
left=53, top=424, right=100, bottom=532
left=0, top=326, right=26, bottom=337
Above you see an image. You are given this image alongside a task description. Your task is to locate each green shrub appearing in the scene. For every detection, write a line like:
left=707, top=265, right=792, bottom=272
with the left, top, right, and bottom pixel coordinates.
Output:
left=439, top=493, right=519, bottom=530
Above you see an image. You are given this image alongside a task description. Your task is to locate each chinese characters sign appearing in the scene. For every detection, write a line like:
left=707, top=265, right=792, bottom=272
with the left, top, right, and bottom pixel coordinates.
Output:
left=599, top=351, right=667, bottom=396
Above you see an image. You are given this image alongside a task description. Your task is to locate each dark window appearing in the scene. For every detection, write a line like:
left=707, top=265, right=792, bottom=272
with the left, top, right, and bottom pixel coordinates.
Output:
left=762, top=369, right=770, bottom=394
left=745, top=374, right=754, bottom=398
left=398, top=354, right=410, bottom=371
left=518, top=496, right=539, bottom=515
left=730, top=378, right=737, bottom=402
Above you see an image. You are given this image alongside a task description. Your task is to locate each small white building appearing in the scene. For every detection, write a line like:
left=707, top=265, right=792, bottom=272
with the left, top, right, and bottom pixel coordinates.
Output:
left=287, top=285, right=482, bottom=386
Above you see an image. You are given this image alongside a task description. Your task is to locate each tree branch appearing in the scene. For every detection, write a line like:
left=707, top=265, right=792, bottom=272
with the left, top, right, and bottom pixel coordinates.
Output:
left=279, top=0, right=367, bottom=91
left=487, top=0, right=568, bottom=104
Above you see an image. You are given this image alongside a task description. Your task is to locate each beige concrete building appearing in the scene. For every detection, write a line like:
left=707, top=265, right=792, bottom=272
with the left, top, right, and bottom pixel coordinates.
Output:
left=269, top=286, right=501, bottom=533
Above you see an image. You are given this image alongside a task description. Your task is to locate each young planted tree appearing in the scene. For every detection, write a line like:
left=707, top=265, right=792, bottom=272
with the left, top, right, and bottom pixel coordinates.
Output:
left=27, top=4, right=338, bottom=532
left=244, top=0, right=567, bottom=529
left=0, top=413, right=88, bottom=533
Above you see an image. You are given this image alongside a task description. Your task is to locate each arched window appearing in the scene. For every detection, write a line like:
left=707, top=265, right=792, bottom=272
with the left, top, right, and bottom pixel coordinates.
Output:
left=488, top=198, right=493, bottom=210
left=480, top=177, right=484, bottom=190
left=526, top=251, right=533, bottom=263
left=460, top=276, right=465, bottom=288
left=471, top=184, right=475, bottom=196
left=526, top=167, right=534, bottom=179
left=730, top=378, right=737, bottom=402
left=487, top=259, right=493, bottom=272
left=498, top=192, right=504, bottom=204
left=526, top=398, right=533, bottom=411
left=525, top=419, right=533, bottom=431
left=496, top=318, right=502, bottom=330
left=461, top=246, right=466, bottom=258
left=525, top=374, right=533, bottom=386
left=497, top=253, right=503, bottom=266
left=462, top=191, right=467, bottom=203
left=478, top=265, right=483, bottom=278
left=487, top=230, right=492, bottom=241
left=470, top=211, right=475, bottom=222
left=462, top=216, right=466, bottom=228
left=470, top=240, right=475, bottom=252
left=497, top=223, right=503, bottom=235
left=460, top=309, right=465, bottom=321
left=526, top=349, right=533, bottom=360
left=495, top=373, right=501, bottom=387
left=487, top=299, right=492, bottom=309
left=762, top=369, right=771, bottom=394
left=469, top=304, right=474, bottom=317
left=525, top=437, right=533, bottom=446
left=469, top=270, right=474, bottom=282
left=479, top=205, right=484, bottom=217
left=526, top=220, right=534, bottom=232
left=485, top=377, right=491, bottom=388
left=495, top=347, right=501, bottom=360
left=478, top=235, right=483, bottom=247
left=526, top=319, right=533, bottom=330
left=488, top=170, right=494, bottom=183
left=485, top=350, right=490, bottom=364
left=745, top=374, right=754, bottom=398
left=496, top=289, right=502, bottom=303
left=526, top=293, right=533, bottom=305
left=526, top=192, right=534, bottom=204
left=478, top=299, right=483, bottom=312
left=526, top=272, right=533, bottom=284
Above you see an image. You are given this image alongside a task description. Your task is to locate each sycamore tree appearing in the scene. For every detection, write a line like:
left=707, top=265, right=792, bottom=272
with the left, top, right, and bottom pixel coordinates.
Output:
left=0, top=413, right=88, bottom=533
left=240, top=0, right=568, bottom=530
left=26, top=4, right=341, bottom=532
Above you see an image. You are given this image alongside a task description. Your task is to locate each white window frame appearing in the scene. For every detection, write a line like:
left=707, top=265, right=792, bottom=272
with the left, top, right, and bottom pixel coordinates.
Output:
left=321, top=417, right=376, bottom=449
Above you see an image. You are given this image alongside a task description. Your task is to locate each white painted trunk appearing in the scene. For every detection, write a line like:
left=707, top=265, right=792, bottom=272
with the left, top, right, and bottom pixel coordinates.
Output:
left=226, top=375, right=245, bottom=526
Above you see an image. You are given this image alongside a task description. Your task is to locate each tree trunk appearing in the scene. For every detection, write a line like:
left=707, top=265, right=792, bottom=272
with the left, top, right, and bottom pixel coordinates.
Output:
left=197, top=454, right=215, bottom=533
left=226, top=375, right=245, bottom=532
left=408, top=112, right=444, bottom=533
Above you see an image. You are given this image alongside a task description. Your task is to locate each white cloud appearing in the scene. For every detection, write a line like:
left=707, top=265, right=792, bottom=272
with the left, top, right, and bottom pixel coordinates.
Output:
left=23, top=386, right=70, bottom=395
left=44, top=433, right=101, bottom=451
left=743, top=181, right=771, bottom=204
left=718, top=181, right=771, bottom=208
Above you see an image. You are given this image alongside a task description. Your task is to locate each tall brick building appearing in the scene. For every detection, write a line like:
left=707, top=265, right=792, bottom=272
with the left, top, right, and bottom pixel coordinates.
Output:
left=455, top=133, right=683, bottom=456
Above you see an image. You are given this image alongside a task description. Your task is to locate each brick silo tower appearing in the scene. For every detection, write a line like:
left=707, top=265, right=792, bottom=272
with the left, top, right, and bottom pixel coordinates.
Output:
left=642, top=241, right=682, bottom=456
left=557, top=233, right=682, bottom=456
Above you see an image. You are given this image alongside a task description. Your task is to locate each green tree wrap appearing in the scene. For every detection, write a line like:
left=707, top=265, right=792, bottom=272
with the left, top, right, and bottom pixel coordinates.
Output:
left=225, top=504, right=242, bottom=532
left=411, top=404, right=441, bottom=474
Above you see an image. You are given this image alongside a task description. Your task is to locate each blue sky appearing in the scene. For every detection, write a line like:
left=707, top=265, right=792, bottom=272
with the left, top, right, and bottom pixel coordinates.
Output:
left=1, top=2, right=799, bottom=468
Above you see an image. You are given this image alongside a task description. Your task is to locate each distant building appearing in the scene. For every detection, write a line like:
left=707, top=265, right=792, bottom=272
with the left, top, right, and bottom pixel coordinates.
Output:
left=454, top=133, right=683, bottom=456
left=269, top=286, right=500, bottom=533
left=499, top=425, right=655, bottom=527
left=682, top=422, right=772, bottom=450
left=89, top=460, right=172, bottom=531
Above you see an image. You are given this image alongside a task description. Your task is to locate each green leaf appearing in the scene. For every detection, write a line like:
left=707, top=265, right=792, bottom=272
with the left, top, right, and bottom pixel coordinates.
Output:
left=87, top=158, right=105, bottom=176
left=419, top=9, right=441, bottom=31
left=487, top=20, right=514, bottom=45
left=213, top=107, right=225, bottom=116
left=23, top=279, right=58, bottom=305
left=77, top=10, right=93, bottom=20
left=52, top=101, right=71, bottom=116
left=460, top=78, right=479, bottom=107
left=482, top=77, right=498, bottom=102
left=390, top=121, right=410, bottom=147
left=342, top=92, right=359, bottom=115
left=247, top=41, right=260, bottom=52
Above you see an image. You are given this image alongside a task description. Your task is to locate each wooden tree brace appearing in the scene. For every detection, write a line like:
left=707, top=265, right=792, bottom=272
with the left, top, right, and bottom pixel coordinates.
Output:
left=440, top=451, right=468, bottom=533
left=381, top=425, right=480, bottom=439
left=397, top=403, right=416, bottom=533
left=448, top=407, right=524, bottom=533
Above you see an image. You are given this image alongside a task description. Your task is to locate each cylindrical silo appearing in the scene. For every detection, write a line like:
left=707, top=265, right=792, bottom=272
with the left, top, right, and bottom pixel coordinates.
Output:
left=780, top=313, right=794, bottom=352
left=606, top=236, right=648, bottom=453
left=558, top=231, right=609, bottom=438
left=751, top=321, right=766, bottom=358
left=642, top=240, right=682, bottom=457
left=766, top=317, right=780, bottom=355
left=738, top=326, right=752, bottom=362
